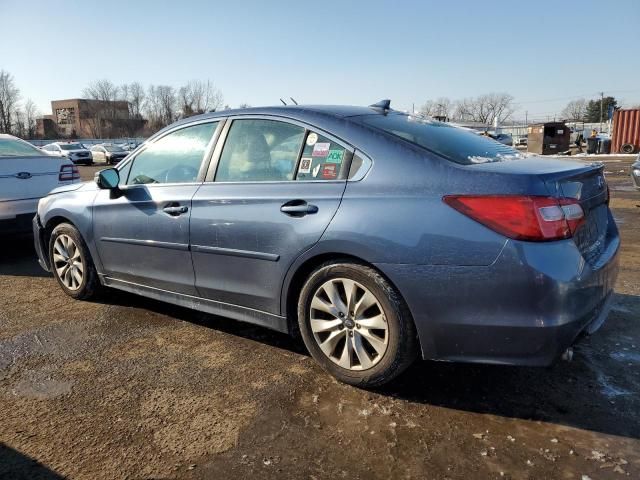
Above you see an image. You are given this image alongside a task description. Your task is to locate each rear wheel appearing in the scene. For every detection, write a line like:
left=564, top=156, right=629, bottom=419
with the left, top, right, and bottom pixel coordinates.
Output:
left=49, top=223, right=100, bottom=300
left=298, top=262, right=418, bottom=387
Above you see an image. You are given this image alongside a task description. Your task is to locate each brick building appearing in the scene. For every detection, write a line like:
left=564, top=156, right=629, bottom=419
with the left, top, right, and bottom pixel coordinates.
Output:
left=36, top=99, right=144, bottom=138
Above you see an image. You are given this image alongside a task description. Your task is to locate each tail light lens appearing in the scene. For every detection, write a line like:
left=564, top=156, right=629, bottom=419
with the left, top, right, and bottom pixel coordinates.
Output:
left=443, top=195, right=585, bottom=241
left=59, top=164, right=80, bottom=182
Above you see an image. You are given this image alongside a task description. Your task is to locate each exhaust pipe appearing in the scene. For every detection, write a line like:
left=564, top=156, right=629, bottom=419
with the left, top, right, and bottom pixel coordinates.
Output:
left=561, top=347, right=574, bottom=362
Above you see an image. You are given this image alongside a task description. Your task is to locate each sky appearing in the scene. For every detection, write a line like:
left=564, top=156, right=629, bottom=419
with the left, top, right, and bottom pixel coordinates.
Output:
left=1, top=0, right=639, bottom=122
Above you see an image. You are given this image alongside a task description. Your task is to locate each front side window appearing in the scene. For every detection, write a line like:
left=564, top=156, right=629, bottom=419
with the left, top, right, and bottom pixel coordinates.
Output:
left=357, top=113, right=523, bottom=165
left=215, top=119, right=305, bottom=182
left=127, top=122, right=217, bottom=185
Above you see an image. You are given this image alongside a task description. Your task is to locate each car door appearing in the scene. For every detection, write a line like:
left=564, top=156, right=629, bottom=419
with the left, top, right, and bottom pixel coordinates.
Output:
left=93, top=147, right=104, bottom=163
left=190, top=117, right=352, bottom=315
left=93, top=120, right=220, bottom=295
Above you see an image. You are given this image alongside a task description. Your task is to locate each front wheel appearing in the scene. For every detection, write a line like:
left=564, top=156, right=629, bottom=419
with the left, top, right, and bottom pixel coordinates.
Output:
left=49, top=223, right=100, bottom=300
left=298, top=262, right=418, bottom=388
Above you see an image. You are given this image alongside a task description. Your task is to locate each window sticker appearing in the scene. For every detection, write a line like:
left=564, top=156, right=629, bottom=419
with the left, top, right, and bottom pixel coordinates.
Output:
left=312, top=164, right=321, bottom=178
left=306, top=132, right=318, bottom=146
left=299, top=157, right=312, bottom=174
left=326, top=149, right=344, bottom=164
left=322, top=163, right=338, bottom=179
left=312, top=142, right=330, bottom=157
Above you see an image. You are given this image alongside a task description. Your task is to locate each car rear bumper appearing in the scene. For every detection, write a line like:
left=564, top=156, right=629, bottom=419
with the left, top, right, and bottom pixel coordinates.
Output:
left=0, top=213, right=36, bottom=234
left=378, top=218, right=620, bottom=366
left=0, top=197, right=39, bottom=221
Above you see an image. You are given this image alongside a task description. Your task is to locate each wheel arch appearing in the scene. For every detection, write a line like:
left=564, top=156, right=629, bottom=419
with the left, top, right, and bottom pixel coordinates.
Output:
left=282, top=252, right=421, bottom=353
left=40, top=216, right=79, bottom=267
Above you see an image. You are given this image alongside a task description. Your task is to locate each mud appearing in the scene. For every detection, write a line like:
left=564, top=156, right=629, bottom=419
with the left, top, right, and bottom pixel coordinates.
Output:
left=0, top=158, right=638, bottom=479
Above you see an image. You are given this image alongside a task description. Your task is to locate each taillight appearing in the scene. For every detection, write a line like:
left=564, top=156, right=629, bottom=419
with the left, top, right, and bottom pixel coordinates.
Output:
left=59, top=164, right=80, bottom=182
left=443, top=195, right=585, bottom=241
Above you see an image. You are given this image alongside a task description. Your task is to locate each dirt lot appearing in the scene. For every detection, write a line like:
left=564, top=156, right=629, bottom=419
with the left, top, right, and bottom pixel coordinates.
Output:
left=1, top=157, right=639, bottom=479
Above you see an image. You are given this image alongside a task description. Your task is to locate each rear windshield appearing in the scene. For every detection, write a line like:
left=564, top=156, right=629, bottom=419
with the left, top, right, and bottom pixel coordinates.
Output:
left=0, top=138, right=44, bottom=157
left=104, top=145, right=125, bottom=152
left=60, top=143, right=83, bottom=150
left=357, top=113, right=523, bottom=165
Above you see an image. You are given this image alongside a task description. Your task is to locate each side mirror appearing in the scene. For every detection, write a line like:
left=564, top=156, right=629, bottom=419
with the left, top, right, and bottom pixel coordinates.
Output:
left=95, top=168, right=120, bottom=189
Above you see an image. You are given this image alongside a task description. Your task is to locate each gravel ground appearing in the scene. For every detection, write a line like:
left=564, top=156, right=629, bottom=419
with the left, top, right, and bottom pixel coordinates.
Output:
left=1, top=157, right=639, bottom=479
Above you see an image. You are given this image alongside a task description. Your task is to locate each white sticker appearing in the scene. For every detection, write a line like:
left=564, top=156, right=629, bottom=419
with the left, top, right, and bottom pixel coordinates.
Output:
left=299, top=157, right=312, bottom=174
left=557, top=129, right=564, bottom=134
left=306, top=132, right=318, bottom=146
left=312, top=142, right=330, bottom=157
left=312, top=164, right=321, bottom=178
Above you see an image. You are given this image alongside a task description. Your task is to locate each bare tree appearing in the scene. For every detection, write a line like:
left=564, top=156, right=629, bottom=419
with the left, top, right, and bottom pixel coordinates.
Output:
left=238, top=103, right=251, bottom=109
left=24, top=99, right=38, bottom=138
left=453, top=93, right=514, bottom=125
left=420, top=97, right=452, bottom=118
left=128, top=82, right=145, bottom=118
left=561, top=98, right=587, bottom=121
left=144, top=84, right=176, bottom=130
left=178, top=80, right=223, bottom=117
left=0, top=70, right=20, bottom=134
left=83, top=79, right=121, bottom=137
left=118, top=82, right=146, bottom=119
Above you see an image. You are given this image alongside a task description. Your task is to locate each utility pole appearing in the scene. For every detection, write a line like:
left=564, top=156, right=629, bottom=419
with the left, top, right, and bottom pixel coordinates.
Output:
left=525, top=110, right=528, bottom=126
left=599, top=91, right=604, bottom=132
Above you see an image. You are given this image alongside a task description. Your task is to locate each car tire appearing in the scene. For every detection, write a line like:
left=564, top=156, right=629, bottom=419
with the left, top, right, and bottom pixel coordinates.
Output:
left=297, top=261, right=418, bottom=388
left=49, top=223, right=100, bottom=300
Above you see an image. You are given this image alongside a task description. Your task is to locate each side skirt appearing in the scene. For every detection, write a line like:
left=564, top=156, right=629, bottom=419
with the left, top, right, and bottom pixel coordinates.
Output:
left=100, top=275, right=289, bottom=333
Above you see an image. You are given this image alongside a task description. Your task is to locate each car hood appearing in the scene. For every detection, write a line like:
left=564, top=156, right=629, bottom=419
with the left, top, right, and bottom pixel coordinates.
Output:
left=48, top=181, right=97, bottom=195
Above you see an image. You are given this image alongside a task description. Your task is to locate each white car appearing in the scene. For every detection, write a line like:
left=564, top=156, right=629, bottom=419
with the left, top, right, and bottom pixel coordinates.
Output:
left=0, top=134, right=80, bottom=234
left=41, top=141, right=94, bottom=165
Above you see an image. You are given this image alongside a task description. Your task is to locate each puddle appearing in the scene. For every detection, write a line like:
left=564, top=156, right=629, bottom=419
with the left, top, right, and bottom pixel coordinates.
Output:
left=11, top=370, right=73, bottom=399
left=610, top=351, right=640, bottom=363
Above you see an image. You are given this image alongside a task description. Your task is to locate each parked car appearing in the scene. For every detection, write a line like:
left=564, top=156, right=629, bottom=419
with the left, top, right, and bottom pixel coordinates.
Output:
left=90, top=144, right=129, bottom=165
left=41, top=142, right=93, bottom=165
left=490, top=133, right=513, bottom=146
left=33, top=103, right=619, bottom=387
left=516, top=135, right=528, bottom=146
left=631, top=153, right=640, bottom=189
left=0, top=134, right=79, bottom=234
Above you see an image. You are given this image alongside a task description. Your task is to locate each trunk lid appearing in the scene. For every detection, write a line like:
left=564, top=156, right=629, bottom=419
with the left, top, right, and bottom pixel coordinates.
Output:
left=471, top=156, right=609, bottom=264
left=540, top=161, right=609, bottom=265
left=0, top=155, right=75, bottom=201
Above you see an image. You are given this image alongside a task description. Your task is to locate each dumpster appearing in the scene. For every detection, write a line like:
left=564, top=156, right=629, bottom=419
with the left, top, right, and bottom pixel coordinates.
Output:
left=598, top=138, right=611, bottom=154
left=527, top=122, right=570, bottom=155
left=586, top=137, right=598, bottom=154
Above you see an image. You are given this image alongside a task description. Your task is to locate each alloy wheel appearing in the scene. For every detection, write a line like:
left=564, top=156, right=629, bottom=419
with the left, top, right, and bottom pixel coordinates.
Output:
left=53, top=234, right=84, bottom=291
left=310, top=278, right=389, bottom=370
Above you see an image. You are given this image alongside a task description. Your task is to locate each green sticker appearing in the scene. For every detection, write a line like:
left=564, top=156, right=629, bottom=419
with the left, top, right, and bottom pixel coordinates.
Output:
left=326, top=149, right=344, bottom=164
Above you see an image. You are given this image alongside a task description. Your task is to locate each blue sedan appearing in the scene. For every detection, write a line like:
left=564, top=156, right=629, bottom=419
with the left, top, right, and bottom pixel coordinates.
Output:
left=33, top=102, right=619, bottom=387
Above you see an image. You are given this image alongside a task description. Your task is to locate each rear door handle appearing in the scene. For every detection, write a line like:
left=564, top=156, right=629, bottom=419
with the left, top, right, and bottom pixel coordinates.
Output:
left=280, top=200, right=318, bottom=217
left=163, top=204, right=189, bottom=216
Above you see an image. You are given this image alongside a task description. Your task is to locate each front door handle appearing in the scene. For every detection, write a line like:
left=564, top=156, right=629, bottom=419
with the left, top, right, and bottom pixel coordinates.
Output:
left=163, top=204, right=188, bottom=216
left=280, top=200, right=318, bottom=217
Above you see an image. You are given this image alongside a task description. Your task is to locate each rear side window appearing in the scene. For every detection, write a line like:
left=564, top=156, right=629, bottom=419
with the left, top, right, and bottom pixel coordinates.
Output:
left=357, top=114, right=523, bottom=165
left=0, top=139, right=44, bottom=157
left=296, top=132, right=348, bottom=180
left=215, top=119, right=305, bottom=182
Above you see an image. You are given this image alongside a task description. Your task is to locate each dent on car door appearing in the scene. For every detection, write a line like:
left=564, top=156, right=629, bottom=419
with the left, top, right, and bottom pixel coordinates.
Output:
left=190, top=118, right=352, bottom=315
left=92, top=121, right=220, bottom=294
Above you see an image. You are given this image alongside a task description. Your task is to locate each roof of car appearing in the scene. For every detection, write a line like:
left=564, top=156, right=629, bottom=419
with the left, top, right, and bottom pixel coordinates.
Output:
left=193, top=104, right=404, bottom=121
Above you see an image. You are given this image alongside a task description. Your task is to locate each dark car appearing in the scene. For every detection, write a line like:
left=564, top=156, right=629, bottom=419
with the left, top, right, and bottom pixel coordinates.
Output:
left=33, top=103, right=619, bottom=387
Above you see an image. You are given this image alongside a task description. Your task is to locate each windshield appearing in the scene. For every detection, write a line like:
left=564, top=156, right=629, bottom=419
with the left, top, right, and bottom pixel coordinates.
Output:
left=60, top=143, right=83, bottom=151
left=0, top=138, right=45, bottom=157
left=357, top=113, right=523, bottom=165
left=104, top=145, right=125, bottom=152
